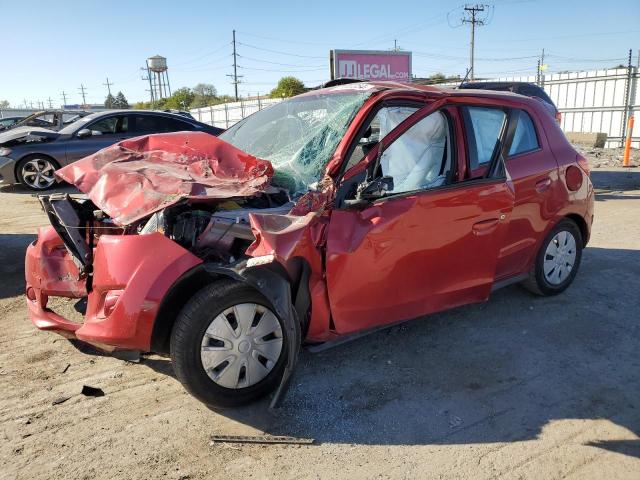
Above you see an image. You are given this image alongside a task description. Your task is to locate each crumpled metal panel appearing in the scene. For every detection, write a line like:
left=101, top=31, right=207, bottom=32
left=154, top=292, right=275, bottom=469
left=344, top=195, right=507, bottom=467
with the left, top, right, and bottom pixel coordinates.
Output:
left=55, top=132, right=274, bottom=226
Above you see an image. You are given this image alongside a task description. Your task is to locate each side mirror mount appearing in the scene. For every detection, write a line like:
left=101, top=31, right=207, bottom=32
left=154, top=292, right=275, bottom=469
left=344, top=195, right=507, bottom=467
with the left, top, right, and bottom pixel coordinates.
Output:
left=344, top=176, right=394, bottom=208
left=76, top=128, right=91, bottom=139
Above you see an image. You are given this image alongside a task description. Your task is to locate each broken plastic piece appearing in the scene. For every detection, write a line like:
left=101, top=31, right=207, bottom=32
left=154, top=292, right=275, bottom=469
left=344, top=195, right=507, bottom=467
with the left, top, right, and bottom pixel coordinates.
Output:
left=81, top=385, right=105, bottom=397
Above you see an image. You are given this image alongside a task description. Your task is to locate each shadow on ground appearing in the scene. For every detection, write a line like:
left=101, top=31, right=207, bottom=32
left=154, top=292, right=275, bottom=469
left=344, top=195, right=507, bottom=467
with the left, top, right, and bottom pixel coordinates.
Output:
left=0, top=234, right=35, bottom=299
left=0, top=183, right=77, bottom=195
left=591, top=168, right=640, bottom=193
left=204, top=246, right=639, bottom=458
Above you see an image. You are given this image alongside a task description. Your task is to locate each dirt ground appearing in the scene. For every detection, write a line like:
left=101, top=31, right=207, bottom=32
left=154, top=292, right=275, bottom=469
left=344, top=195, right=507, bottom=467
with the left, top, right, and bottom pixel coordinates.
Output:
left=1, top=152, right=639, bottom=479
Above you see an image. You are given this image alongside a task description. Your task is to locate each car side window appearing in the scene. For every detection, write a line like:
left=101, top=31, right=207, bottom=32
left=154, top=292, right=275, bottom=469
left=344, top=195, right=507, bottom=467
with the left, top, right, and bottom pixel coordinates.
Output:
left=379, top=111, right=452, bottom=194
left=461, top=106, right=506, bottom=172
left=87, top=116, right=128, bottom=135
left=344, top=106, right=419, bottom=172
left=165, top=118, right=195, bottom=132
left=508, top=110, right=539, bottom=156
left=133, top=115, right=193, bottom=133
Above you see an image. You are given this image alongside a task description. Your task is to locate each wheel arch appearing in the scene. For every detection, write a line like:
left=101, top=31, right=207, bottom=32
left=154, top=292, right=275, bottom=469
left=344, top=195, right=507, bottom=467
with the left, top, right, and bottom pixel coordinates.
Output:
left=564, top=213, right=589, bottom=247
left=150, top=257, right=312, bottom=354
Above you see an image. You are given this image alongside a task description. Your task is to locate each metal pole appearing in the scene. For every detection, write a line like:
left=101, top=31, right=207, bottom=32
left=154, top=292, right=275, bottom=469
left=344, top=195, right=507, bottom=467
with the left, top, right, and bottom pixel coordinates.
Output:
left=621, top=49, right=633, bottom=147
left=463, top=5, right=485, bottom=81
left=146, top=66, right=154, bottom=106
left=470, top=14, right=475, bottom=80
left=233, top=30, right=239, bottom=101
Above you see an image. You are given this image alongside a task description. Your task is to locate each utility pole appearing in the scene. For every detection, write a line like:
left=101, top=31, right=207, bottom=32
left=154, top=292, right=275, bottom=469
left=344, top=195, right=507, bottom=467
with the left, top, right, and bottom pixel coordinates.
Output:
left=394, top=39, right=398, bottom=51
left=539, top=48, right=546, bottom=87
left=47, top=97, right=53, bottom=108
left=141, top=67, right=154, bottom=106
left=61, top=91, right=68, bottom=108
left=462, top=4, right=487, bottom=80
left=103, top=77, right=114, bottom=96
left=23, top=99, right=28, bottom=109
left=228, top=30, right=241, bottom=101
left=78, top=84, right=87, bottom=106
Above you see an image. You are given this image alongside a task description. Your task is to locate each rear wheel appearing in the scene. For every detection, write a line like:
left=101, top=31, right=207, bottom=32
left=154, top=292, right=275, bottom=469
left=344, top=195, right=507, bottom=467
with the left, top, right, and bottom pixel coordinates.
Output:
left=522, top=218, right=583, bottom=296
left=17, top=155, right=58, bottom=190
left=170, top=280, right=288, bottom=408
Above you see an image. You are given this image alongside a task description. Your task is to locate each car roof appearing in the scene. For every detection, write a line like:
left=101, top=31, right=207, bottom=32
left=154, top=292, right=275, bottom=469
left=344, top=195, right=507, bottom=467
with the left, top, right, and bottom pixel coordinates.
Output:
left=310, top=80, right=540, bottom=105
left=79, top=109, right=201, bottom=122
left=461, top=81, right=539, bottom=88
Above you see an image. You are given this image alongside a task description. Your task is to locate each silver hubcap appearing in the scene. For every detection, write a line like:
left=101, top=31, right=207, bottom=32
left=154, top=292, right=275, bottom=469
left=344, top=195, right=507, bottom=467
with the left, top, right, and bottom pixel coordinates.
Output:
left=200, top=303, right=283, bottom=389
left=21, top=158, right=56, bottom=189
left=544, top=230, right=577, bottom=285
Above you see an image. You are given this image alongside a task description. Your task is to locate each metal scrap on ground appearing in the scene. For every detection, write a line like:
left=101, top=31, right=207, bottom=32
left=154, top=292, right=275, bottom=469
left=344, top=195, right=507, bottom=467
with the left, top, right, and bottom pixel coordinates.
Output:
left=210, top=435, right=314, bottom=445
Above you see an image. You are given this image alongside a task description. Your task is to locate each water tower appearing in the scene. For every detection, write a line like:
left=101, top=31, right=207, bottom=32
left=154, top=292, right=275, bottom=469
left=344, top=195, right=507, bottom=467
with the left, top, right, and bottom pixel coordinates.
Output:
left=146, top=55, right=171, bottom=101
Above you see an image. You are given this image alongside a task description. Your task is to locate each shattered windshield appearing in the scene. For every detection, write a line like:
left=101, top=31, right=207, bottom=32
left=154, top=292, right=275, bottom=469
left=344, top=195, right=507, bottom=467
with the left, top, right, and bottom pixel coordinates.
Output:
left=219, top=91, right=372, bottom=193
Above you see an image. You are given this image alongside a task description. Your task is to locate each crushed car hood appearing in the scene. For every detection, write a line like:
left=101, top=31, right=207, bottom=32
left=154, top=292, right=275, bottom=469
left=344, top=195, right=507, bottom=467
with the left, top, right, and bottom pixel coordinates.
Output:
left=55, top=132, right=274, bottom=225
left=0, top=127, right=59, bottom=145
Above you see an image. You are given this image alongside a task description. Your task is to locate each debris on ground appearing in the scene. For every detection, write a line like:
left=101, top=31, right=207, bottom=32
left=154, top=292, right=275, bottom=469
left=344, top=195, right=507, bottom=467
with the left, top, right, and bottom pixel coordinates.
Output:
left=52, top=396, right=71, bottom=405
left=81, top=385, right=105, bottom=397
left=210, top=435, right=314, bottom=445
left=61, top=363, right=70, bottom=374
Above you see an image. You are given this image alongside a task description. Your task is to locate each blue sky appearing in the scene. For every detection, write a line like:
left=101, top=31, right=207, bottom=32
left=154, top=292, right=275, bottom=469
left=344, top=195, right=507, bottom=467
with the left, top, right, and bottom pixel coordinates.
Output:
left=1, top=0, right=638, bottom=107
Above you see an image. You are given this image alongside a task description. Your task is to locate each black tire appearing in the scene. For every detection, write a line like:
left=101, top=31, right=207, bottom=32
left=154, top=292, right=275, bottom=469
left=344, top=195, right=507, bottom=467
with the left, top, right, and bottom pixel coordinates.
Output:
left=16, top=155, right=59, bottom=191
left=521, top=218, right=583, bottom=296
left=170, top=279, right=288, bottom=408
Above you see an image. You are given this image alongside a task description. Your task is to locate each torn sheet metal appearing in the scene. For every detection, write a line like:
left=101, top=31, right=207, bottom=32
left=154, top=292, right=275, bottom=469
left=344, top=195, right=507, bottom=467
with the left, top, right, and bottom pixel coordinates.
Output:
left=247, top=208, right=332, bottom=341
left=55, top=132, right=274, bottom=226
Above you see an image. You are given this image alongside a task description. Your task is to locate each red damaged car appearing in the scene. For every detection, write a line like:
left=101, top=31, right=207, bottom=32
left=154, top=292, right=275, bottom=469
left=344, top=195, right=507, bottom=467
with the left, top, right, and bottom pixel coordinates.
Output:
left=25, top=82, right=594, bottom=408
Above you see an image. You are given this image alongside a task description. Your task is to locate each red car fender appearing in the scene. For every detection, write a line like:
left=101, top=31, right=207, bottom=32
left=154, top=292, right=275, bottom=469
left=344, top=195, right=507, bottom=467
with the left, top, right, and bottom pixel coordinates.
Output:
left=247, top=205, right=333, bottom=341
left=75, top=233, right=202, bottom=350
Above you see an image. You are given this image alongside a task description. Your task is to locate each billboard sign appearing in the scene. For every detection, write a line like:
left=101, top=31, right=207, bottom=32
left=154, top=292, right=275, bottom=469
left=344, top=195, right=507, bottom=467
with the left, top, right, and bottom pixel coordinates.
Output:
left=331, top=49, right=412, bottom=81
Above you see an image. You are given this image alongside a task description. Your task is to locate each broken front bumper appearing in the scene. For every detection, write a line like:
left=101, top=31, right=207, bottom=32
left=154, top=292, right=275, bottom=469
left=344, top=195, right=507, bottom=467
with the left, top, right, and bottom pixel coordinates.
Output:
left=25, top=226, right=202, bottom=351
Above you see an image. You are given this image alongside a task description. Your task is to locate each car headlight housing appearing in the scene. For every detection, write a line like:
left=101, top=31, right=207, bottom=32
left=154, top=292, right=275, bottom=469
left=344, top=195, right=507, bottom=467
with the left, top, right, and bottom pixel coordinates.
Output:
left=0, top=147, right=12, bottom=157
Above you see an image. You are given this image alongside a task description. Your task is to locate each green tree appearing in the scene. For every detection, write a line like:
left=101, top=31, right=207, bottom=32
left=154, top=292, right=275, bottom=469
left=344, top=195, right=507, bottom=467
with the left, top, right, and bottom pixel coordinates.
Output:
left=190, top=83, right=218, bottom=108
left=428, top=73, right=447, bottom=84
left=0, top=100, right=9, bottom=108
left=104, top=93, right=116, bottom=108
left=112, top=91, right=129, bottom=109
left=270, top=77, right=305, bottom=98
left=164, top=87, right=195, bottom=110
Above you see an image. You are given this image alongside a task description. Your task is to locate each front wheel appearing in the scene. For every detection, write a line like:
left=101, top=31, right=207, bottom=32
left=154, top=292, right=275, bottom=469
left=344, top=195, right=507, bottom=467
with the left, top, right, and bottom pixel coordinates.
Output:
left=521, top=218, right=583, bottom=296
left=170, top=280, right=288, bottom=408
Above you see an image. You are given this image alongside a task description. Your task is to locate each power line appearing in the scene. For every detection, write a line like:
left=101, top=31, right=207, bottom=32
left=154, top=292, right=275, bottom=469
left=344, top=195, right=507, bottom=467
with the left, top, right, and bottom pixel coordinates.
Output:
left=237, top=54, right=324, bottom=68
left=237, top=42, right=325, bottom=59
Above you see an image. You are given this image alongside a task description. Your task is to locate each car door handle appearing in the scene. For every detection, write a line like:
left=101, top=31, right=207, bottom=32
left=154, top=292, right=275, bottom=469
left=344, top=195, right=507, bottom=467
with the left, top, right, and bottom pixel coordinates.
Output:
left=535, top=177, right=552, bottom=192
left=472, top=218, right=500, bottom=235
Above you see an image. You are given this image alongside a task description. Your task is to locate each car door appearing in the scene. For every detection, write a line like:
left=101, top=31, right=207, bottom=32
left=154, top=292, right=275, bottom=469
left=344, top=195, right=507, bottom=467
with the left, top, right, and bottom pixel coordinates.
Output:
left=65, top=114, right=132, bottom=163
left=325, top=102, right=515, bottom=335
left=494, top=108, right=560, bottom=280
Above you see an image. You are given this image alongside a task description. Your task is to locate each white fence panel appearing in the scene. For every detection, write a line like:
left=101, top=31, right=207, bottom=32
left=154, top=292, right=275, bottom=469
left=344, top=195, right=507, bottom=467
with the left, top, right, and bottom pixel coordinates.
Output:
left=190, top=98, right=283, bottom=130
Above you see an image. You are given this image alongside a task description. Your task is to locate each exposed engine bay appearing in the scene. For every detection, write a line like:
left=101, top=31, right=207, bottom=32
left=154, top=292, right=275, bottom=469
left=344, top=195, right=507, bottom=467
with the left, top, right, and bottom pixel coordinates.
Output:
left=39, top=190, right=294, bottom=289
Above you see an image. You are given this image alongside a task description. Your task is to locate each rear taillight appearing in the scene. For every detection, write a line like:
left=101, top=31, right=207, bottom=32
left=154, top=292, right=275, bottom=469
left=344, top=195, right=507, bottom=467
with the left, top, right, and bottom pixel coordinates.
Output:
left=576, top=153, right=590, bottom=176
left=555, top=111, right=562, bottom=124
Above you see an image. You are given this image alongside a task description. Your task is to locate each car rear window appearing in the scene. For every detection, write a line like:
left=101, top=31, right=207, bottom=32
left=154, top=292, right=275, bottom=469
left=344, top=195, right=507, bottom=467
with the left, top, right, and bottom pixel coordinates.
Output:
left=509, top=110, right=540, bottom=156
